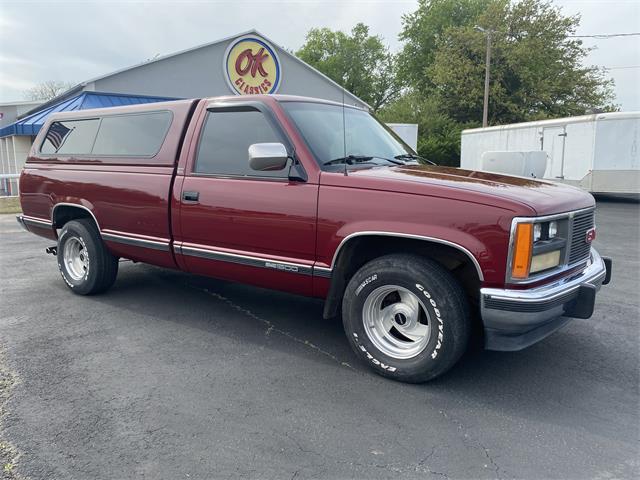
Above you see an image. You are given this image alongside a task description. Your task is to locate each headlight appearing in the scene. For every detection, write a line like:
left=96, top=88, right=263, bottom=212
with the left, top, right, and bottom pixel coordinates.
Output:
left=510, top=219, right=568, bottom=280
left=533, top=223, right=542, bottom=242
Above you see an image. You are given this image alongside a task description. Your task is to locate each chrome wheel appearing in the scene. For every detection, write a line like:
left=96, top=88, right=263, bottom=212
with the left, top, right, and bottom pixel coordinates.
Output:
left=63, top=236, right=89, bottom=281
left=362, top=285, right=431, bottom=359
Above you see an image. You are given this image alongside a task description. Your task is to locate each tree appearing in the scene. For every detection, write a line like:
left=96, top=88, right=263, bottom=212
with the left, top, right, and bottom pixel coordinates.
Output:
left=378, top=93, right=470, bottom=166
left=385, top=0, right=617, bottom=165
left=398, top=0, right=492, bottom=92
left=425, top=0, right=616, bottom=124
left=297, top=23, right=401, bottom=111
left=25, top=80, right=75, bottom=101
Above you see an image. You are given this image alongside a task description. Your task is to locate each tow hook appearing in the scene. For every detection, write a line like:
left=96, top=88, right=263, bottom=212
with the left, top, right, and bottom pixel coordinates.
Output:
left=45, top=246, right=57, bottom=256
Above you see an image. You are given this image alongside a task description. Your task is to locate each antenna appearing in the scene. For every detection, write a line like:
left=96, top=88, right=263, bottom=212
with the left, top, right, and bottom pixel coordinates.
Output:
left=342, top=71, right=348, bottom=176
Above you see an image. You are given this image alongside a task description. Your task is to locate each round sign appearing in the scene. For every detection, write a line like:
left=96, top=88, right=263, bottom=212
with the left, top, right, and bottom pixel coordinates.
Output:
left=224, top=36, right=281, bottom=95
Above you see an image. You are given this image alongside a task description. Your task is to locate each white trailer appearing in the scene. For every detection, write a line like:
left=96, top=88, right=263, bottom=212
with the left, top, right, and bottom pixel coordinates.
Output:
left=387, top=123, right=419, bottom=151
left=460, top=111, right=640, bottom=194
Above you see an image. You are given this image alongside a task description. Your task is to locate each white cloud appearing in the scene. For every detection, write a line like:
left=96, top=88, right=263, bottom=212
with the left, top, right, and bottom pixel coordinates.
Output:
left=0, top=0, right=637, bottom=109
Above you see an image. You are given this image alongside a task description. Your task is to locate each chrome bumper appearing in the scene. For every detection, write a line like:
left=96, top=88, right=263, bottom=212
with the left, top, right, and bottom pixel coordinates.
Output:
left=481, top=248, right=611, bottom=351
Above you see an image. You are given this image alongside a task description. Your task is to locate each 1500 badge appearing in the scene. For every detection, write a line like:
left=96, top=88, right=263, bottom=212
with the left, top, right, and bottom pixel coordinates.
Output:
left=265, top=262, right=298, bottom=273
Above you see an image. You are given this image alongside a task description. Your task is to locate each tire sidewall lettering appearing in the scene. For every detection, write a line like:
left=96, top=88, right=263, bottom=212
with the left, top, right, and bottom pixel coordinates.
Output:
left=355, top=274, right=378, bottom=296
left=348, top=273, right=448, bottom=375
left=416, top=283, right=444, bottom=359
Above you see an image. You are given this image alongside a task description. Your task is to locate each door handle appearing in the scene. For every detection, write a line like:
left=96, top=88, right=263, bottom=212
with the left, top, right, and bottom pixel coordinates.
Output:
left=182, top=191, right=199, bottom=202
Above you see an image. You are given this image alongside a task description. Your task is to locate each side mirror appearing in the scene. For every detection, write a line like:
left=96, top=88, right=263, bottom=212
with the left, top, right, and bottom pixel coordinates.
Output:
left=248, top=143, right=289, bottom=172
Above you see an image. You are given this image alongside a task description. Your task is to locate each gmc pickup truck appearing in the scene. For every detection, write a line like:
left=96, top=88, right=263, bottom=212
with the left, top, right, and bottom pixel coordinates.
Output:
left=18, top=95, right=612, bottom=382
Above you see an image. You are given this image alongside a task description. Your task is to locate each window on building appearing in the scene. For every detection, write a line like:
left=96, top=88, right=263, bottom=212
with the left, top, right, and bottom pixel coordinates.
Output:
left=91, top=111, right=172, bottom=156
left=195, top=109, right=287, bottom=177
left=40, top=119, right=100, bottom=155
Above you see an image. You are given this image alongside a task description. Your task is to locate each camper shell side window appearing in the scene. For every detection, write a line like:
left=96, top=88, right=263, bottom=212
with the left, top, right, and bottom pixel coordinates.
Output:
left=39, top=111, right=173, bottom=159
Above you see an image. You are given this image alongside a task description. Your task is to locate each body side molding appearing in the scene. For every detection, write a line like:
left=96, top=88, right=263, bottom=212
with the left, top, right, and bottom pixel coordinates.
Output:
left=175, top=244, right=317, bottom=277
left=21, top=215, right=53, bottom=228
left=101, top=231, right=171, bottom=251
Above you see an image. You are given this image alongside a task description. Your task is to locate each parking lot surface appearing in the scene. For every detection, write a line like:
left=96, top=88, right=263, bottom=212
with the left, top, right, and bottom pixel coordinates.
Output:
left=0, top=200, right=638, bottom=480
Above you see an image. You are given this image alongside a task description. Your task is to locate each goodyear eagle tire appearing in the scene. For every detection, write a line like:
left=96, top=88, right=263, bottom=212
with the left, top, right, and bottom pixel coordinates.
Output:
left=342, top=254, right=470, bottom=383
left=57, top=219, right=118, bottom=295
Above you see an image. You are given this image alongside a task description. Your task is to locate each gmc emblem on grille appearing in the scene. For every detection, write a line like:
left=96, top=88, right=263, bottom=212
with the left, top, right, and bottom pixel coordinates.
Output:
left=585, top=228, right=596, bottom=244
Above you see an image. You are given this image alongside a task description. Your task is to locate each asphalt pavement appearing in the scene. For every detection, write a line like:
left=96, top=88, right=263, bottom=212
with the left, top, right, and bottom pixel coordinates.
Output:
left=0, top=200, right=638, bottom=480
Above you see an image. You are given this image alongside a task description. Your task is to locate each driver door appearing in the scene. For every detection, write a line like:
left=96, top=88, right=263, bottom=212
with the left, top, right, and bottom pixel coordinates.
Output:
left=176, top=103, right=318, bottom=296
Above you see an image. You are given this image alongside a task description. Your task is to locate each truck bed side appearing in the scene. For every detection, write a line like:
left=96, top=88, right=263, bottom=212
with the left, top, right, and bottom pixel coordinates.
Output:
left=19, top=99, right=199, bottom=269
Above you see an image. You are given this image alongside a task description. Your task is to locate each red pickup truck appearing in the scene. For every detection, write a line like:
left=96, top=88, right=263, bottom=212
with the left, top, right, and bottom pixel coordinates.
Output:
left=17, top=95, right=611, bottom=382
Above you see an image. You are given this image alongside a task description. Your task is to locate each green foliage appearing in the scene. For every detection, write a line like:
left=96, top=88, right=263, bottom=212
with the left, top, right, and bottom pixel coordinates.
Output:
left=378, top=94, right=477, bottom=166
left=398, top=0, right=493, bottom=92
left=299, top=0, right=617, bottom=167
left=296, top=23, right=400, bottom=111
left=424, top=0, right=617, bottom=124
left=387, top=0, right=617, bottom=165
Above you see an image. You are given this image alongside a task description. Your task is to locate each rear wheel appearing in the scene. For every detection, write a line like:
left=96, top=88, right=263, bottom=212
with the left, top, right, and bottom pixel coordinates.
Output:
left=342, top=254, right=470, bottom=383
left=57, top=219, right=118, bottom=295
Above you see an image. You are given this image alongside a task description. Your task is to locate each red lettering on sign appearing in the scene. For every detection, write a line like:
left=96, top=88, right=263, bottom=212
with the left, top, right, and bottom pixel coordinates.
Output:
left=235, top=47, right=270, bottom=78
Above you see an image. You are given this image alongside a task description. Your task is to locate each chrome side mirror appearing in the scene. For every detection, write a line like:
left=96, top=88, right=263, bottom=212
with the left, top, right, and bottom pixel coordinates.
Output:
left=248, top=143, right=289, bottom=171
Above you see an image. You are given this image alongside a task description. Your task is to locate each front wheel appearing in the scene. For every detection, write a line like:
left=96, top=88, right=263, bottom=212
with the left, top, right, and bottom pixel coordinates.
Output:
left=57, top=219, right=118, bottom=295
left=342, top=254, right=470, bottom=383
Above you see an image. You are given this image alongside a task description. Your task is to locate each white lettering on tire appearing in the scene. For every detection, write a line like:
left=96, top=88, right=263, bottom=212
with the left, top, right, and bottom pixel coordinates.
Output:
left=416, top=283, right=444, bottom=359
left=355, top=274, right=378, bottom=296
left=352, top=333, right=397, bottom=372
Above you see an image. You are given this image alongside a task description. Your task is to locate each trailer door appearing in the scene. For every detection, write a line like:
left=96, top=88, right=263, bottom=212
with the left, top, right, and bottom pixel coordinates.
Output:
left=541, top=127, right=567, bottom=179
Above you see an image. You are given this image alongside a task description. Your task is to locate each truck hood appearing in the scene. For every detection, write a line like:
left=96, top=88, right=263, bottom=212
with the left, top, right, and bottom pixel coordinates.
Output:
left=346, top=164, right=595, bottom=215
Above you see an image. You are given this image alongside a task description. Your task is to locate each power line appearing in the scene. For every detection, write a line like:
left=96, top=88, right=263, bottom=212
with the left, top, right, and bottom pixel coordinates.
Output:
left=569, top=32, right=640, bottom=39
left=603, top=65, right=640, bottom=70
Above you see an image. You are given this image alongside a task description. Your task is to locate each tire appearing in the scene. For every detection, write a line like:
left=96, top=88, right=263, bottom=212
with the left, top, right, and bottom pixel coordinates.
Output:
left=57, top=219, right=118, bottom=295
left=342, top=254, right=470, bottom=383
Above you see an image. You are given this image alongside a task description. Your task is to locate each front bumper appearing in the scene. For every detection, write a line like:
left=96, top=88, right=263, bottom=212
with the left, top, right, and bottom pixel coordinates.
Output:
left=481, top=248, right=611, bottom=351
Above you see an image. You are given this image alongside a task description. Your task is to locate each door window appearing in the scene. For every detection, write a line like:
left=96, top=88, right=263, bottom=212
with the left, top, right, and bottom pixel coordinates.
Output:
left=194, top=109, right=288, bottom=177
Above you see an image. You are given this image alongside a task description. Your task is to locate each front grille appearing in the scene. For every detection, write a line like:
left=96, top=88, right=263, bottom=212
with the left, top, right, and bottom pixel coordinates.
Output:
left=568, top=210, right=594, bottom=265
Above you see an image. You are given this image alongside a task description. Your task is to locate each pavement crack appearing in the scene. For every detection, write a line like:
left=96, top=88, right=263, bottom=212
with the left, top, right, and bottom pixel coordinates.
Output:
left=438, top=409, right=504, bottom=479
left=192, top=285, right=356, bottom=372
left=480, top=441, right=502, bottom=479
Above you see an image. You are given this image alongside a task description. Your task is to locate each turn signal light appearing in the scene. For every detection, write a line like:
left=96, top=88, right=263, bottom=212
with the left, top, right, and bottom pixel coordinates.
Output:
left=512, top=223, right=533, bottom=279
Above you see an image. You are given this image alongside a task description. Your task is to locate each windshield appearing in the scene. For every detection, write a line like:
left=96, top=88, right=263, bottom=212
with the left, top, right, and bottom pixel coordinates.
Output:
left=281, top=101, right=415, bottom=169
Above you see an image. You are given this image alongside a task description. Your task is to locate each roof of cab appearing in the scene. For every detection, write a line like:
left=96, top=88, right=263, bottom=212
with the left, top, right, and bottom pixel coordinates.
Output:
left=44, top=94, right=367, bottom=124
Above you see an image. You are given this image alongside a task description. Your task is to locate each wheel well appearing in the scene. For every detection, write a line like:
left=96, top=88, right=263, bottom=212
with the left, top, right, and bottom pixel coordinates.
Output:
left=52, top=205, right=95, bottom=229
left=323, top=235, right=482, bottom=319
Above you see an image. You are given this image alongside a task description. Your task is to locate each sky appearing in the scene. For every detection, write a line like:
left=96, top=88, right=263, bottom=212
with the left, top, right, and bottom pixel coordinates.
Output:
left=1, top=0, right=638, bottom=110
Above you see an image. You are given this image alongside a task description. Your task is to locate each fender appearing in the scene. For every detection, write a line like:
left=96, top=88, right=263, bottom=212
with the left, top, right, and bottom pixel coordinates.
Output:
left=328, top=231, right=484, bottom=281
left=52, top=202, right=101, bottom=230
left=320, top=229, right=488, bottom=319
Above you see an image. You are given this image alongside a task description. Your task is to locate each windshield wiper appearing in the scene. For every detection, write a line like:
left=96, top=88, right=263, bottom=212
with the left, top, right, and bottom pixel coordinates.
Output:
left=394, top=153, right=437, bottom=166
left=324, top=154, right=405, bottom=166
left=323, top=155, right=375, bottom=166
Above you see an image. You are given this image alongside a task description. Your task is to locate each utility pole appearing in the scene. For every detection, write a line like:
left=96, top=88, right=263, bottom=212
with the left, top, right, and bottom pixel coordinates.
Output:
left=475, top=26, right=492, bottom=128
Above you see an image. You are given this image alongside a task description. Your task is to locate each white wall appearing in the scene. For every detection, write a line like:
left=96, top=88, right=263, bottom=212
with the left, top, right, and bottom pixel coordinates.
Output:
left=0, top=135, right=31, bottom=196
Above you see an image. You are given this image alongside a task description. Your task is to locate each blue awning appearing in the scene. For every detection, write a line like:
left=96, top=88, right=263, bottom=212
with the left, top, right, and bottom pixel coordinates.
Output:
left=0, top=91, right=179, bottom=138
